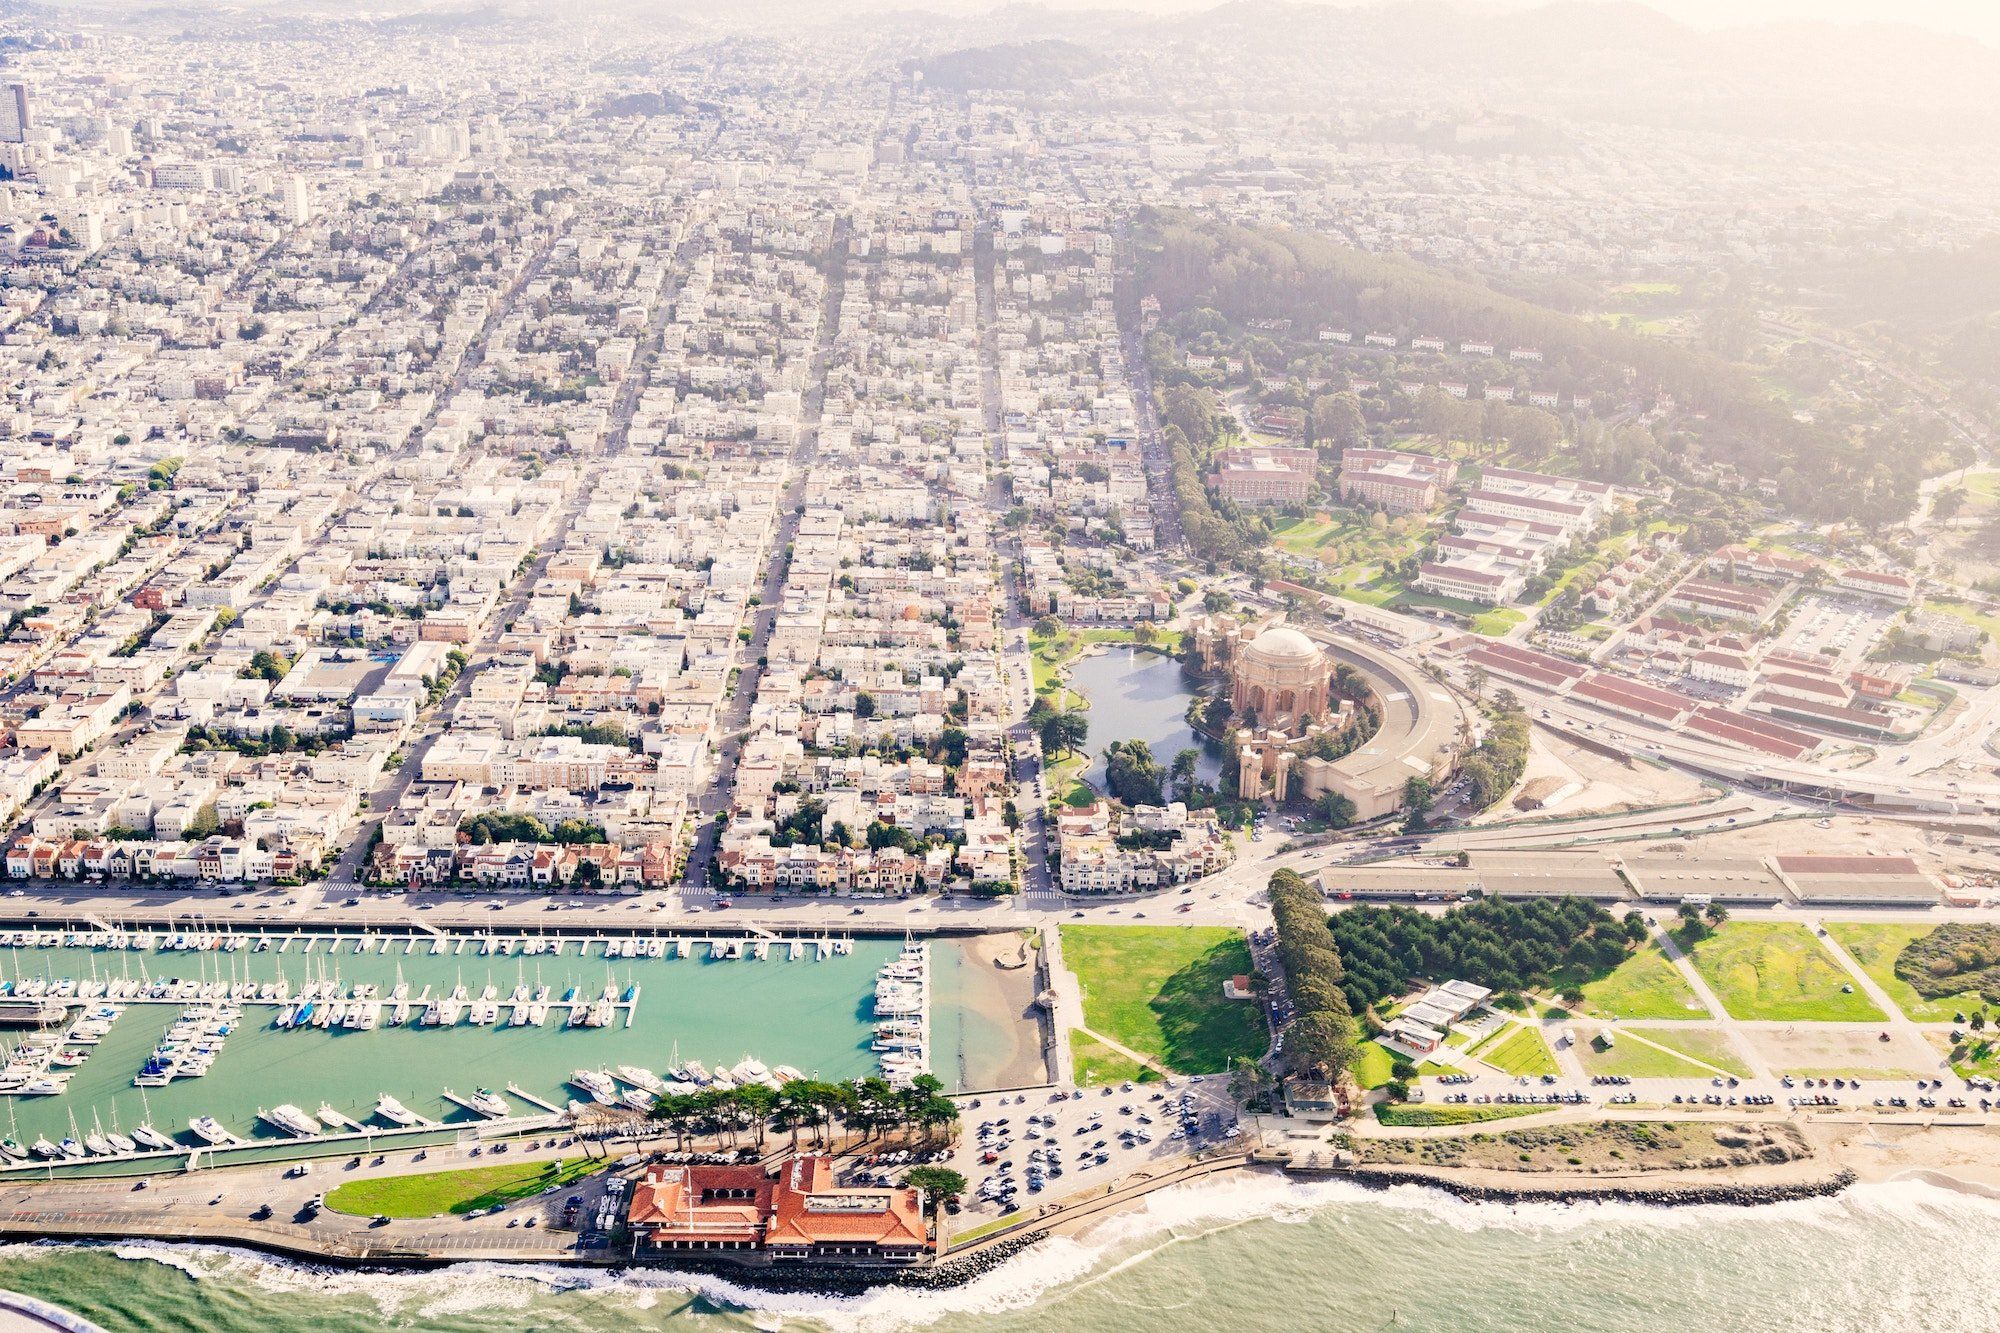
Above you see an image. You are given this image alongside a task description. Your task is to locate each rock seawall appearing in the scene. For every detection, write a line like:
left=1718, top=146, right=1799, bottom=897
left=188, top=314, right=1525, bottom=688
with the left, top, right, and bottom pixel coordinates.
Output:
left=1338, top=1165, right=1858, bottom=1208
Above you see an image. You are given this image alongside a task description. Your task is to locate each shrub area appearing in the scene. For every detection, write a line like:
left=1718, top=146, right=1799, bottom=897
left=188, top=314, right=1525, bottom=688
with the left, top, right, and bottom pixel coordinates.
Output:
left=1894, top=922, right=2000, bottom=1006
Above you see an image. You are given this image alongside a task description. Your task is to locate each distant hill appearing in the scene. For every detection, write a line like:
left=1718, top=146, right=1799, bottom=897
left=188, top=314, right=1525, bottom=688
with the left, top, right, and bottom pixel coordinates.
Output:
left=908, top=39, right=1095, bottom=93
left=591, top=90, right=689, bottom=119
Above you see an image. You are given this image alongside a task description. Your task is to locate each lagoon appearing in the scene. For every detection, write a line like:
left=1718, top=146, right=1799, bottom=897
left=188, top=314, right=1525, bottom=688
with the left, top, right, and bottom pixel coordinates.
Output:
left=1066, top=647, right=1221, bottom=791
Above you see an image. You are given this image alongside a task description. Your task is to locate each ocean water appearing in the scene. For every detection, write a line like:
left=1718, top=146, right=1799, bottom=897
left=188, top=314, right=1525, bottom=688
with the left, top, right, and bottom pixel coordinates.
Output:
left=2, top=1172, right=1996, bottom=1332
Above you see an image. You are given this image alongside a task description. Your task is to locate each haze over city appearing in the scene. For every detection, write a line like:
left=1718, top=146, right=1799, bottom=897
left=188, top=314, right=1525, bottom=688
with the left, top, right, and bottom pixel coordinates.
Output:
left=0, top=0, right=1990, bottom=1329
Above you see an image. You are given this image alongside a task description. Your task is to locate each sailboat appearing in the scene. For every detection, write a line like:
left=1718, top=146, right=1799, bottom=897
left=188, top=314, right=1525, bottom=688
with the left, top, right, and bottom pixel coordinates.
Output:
left=132, top=1089, right=173, bottom=1150
left=0, top=1103, right=25, bottom=1159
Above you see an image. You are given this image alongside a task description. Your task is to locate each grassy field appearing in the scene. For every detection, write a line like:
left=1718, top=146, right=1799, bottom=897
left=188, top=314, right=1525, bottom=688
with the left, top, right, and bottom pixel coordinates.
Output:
left=1686, top=922, right=1885, bottom=1023
left=325, top=1158, right=603, bottom=1219
left=1636, top=1026, right=1754, bottom=1078
left=1575, top=1035, right=1713, bottom=1080
left=1061, top=926, right=1269, bottom=1074
left=1374, top=1103, right=1546, bottom=1128
left=1576, top=945, right=1707, bottom=1020
left=1271, top=512, right=1422, bottom=569
left=1823, top=922, right=1987, bottom=1023
left=1479, top=1025, right=1559, bottom=1077
left=1071, top=1029, right=1159, bottom=1087
left=1390, top=588, right=1525, bottom=637
left=1353, top=1041, right=1399, bottom=1090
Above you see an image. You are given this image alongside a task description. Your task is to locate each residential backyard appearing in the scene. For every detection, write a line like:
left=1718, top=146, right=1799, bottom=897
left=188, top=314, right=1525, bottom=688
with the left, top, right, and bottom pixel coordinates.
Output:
left=1685, top=922, right=1885, bottom=1023
left=1061, top=925, right=1269, bottom=1074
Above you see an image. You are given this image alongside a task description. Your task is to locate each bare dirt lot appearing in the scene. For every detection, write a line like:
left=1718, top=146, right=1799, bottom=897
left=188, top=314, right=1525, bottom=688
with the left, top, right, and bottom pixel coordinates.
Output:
left=1480, top=728, right=1708, bottom=822
left=1743, top=1025, right=1940, bottom=1081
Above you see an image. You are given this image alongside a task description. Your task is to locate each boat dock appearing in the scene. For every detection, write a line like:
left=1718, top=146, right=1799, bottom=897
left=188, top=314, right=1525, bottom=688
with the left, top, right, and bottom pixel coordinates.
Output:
left=505, top=1083, right=562, bottom=1114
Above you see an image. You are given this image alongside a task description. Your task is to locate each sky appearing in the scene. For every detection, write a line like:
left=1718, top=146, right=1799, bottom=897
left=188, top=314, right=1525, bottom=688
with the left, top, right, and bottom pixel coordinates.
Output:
left=1537, top=0, right=2000, bottom=43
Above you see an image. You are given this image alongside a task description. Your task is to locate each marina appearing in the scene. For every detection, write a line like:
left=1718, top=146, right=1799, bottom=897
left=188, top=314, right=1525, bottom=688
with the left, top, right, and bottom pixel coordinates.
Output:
left=0, top=928, right=1003, bottom=1173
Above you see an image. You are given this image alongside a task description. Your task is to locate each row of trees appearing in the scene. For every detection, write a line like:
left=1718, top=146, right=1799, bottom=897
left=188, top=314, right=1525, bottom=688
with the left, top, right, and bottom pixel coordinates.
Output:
left=1323, top=897, right=1647, bottom=1014
left=646, top=1074, right=959, bottom=1155
left=459, top=812, right=608, bottom=846
left=1268, top=869, right=1358, bottom=1085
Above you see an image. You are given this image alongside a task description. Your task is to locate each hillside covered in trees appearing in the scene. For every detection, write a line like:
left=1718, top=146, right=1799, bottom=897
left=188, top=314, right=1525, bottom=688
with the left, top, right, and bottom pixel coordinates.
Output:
left=908, top=40, right=1095, bottom=93
left=1129, top=213, right=1957, bottom=528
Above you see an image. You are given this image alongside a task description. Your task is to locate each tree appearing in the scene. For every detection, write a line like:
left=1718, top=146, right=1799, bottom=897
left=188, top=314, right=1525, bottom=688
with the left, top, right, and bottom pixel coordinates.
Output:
left=1309, top=392, right=1366, bottom=451
left=1401, top=776, right=1434, bottom=833
left=1171, top=747, right=1201, bottom=801
left=1103, top=739, right=1165, bottom=806
left=904, top=1166, right=967, bottom=1214
left=854, top=691, right=876, bottom=718
left=1315, top=791, right=1357, bottom=828
left=1033, top=615, right=1062, bottom=638
left=1039, top=708, right=1088, bottom=758
left=1287, top=1011, right=1357, bottom=1082
left=1202, top=589, right=1233, bottom=615
left=1676, top=901, right=1711, bottom=943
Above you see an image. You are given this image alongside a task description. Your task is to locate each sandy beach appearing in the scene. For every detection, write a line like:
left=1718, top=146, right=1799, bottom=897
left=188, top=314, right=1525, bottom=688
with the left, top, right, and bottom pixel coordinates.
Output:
left=941, top=932, right=1050, bottom=1091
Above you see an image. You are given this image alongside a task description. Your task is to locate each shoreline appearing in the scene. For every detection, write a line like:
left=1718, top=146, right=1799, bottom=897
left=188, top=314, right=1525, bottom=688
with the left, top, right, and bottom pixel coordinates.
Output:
left=11, top=1141, right=2000, bottom=1303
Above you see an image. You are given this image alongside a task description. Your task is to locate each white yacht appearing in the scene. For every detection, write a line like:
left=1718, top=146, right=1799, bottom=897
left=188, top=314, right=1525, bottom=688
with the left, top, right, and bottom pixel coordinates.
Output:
left=188, top=1116, right=231, bottom=1144
left=375, top=1094, right=419, bottom=1126
left=260, top=1104, right=319, bottom=1137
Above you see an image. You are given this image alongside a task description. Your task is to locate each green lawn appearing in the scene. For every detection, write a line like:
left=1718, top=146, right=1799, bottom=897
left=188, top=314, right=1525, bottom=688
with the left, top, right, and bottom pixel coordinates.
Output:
left=1943, top=1034, right=2000, bottom=1080
left=1353, top=1041, right=1399, bottom=1090
left=1576, top=945, right=1707, bottom=1020
left=1071, top=1029, right=1159, bottom=1087
left=1479, top=1026, right=1559, bottom=1077
left=947, top=1210, right=1024, bottom=1249
left=1061, top=926, right=1269, bottom=1074
left=1270, top=513, right=1422, bottom=571
left=324, top=1158, right=604, bottom=1220
left=1575, top=1035, right=1713, bottom=1080
left=1388, top=588, right=1525, bottom=637
left=1824, top=922, right=1986, bottom=1023
left=1633, top=1026, right=1753, bottom=1079
left=1374, top=1102, right=1546, bottom=1127
left=1685, top=922, right=1885, bottom=1023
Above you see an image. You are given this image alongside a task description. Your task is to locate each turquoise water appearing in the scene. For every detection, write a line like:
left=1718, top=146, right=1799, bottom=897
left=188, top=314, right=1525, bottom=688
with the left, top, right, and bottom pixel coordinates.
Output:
left=1066, top=649, right=1221, bottom=790
left=0, top=935, right=908, bottom=1157
left=0, top=1173, right=1993, bottom=1330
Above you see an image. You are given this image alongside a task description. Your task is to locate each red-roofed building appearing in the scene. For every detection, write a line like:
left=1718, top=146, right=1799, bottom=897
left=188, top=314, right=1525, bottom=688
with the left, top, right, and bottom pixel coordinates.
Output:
left=1835, top=568, right=1918, bottom=605
left=628, top=1156, right=932, bottom=1263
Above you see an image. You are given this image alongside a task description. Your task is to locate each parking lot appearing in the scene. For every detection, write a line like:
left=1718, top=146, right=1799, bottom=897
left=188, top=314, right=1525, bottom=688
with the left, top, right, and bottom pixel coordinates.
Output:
left=951, top=1077, right=1239, bottom=1221
left=1774, top=593, right=1897, bottom=669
